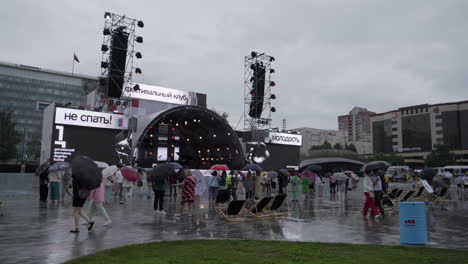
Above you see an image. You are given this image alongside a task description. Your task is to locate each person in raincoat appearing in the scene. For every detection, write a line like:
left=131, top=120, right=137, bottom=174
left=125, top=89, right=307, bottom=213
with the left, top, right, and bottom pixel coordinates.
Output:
left=290, top=173, right=302, bottom=202
left=87, top=176, right=112, bottom=226
left=301, top=175, right=311, bottom=199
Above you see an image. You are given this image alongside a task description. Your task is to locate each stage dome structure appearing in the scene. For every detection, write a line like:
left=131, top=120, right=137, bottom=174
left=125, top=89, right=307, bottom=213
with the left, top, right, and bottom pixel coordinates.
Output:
left=299, top=158, right=365, bottom=174
left=132, top=105, right=245, bottom=169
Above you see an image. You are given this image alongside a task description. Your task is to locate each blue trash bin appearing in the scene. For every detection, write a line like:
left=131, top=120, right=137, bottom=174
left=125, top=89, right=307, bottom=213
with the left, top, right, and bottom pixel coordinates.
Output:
left=399, top=201, right=427, bottom=245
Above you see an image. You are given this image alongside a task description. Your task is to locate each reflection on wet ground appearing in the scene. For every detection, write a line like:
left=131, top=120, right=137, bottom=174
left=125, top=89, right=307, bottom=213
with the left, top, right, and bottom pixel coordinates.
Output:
left=0, top=174, right=467, bottom=264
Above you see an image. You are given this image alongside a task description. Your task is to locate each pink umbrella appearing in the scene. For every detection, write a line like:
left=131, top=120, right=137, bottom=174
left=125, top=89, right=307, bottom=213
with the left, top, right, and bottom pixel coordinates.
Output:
left=121, top=166, right=138, bottom=182
left=299, top=170, right=316, bottom=183
left=210, top=164, right=230, bottom=171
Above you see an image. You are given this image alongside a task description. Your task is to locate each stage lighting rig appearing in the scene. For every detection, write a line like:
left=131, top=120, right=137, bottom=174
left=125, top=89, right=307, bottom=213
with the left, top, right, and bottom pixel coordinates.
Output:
left=98, top=11, right=144, bottom=110
left=270, top=81, right=276, bottom=87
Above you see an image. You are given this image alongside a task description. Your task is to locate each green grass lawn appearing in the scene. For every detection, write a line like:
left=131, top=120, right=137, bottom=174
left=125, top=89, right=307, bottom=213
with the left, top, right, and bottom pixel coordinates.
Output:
left=65, top=240, right=468, bottom=264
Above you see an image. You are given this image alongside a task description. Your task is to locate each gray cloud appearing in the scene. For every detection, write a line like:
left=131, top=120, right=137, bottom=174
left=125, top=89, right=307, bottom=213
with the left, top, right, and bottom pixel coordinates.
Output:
left=2, top=0, right=468, bottom=130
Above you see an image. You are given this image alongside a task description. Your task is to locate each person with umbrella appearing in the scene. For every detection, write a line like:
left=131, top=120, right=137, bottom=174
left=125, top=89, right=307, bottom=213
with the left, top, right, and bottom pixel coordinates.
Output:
left=244, top=171, right=254, bottom=200
left=36, top=160, right=51, bottom=202
left=120, top=166, right=137, bottom=205
left=70, top=156, right=102, bottom=233
left=290, top=171, right=302, bottom=202
left=226, top=170, right=238, bottom=200
left=87, top=170, right=112, bottom=226
left=47, top=166, right=64, bottom=204
left=173, top=169, right=196, bottom=217
left=362, top=170, right=381, bottom=219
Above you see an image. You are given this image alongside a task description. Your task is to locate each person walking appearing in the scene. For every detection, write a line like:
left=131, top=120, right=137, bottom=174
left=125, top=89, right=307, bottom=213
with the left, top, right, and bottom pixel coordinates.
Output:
left=168, top=171, right=178, bottom=199
left=208, top=171, right=221, bottom=202
left=362, top=170, right=380, bottom=218
left=152, top=169, right=168, bottom=215
left=119, top=169, right=133, bottom=205
left=244, top=171, right=254, bottom=200
left=316, top=174, right=325, bottom=198
left=38, top=167, right=49, bottom=202
left=70, top=179, right=94, bottom=233
left=290, top=173, right=301, bottom=202
left=254, top=171, right=262, bottom=199
left=87, top=178, right=112, bottom=226
left=372, top=170, right=385, bottom=216
left=173, top=170, right=196, bottom=217
left=61, top=168, right=72, bottom=202
left=104, top=171, right=115, bottom=203
left=48, top=169, right=63, bottom=204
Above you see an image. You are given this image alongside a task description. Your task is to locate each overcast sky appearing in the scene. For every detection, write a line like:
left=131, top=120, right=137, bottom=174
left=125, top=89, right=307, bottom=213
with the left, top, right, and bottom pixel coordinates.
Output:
left=2, top=0, right=468, bottom=130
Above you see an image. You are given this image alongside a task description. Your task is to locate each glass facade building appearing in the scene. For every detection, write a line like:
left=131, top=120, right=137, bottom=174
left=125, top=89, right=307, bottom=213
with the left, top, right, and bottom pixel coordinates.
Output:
left=0, top=61, right=98, bottom=160
left=401, top=114, right=431, bottom=152
left=372, top=119, right=393, bottom=153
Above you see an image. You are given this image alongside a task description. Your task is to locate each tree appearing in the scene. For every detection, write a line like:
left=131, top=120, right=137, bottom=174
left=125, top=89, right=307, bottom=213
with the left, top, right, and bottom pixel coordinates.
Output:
left=309, top=140, right=333, bottom=151
left=333, top=143, right=343, bottom=150
left=425, top=144, right=456, bottom=167
left=366, top=152, right=405, bottom=165
left=27, top=133, right=41, bottom=161
left=0, top=109, right=20, bottom=160
left=210, top=108, right=229, bottom=120
left=345, top=143, right=358, bottom=152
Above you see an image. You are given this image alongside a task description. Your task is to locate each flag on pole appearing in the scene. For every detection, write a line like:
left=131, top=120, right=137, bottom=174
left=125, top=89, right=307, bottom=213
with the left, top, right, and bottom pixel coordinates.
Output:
left=73, top=53, right=80, bottom=63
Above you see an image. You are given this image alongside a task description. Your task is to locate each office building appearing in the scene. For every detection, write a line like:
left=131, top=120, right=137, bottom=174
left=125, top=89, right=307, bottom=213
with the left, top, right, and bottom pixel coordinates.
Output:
left=370, top=101, right=468, bottom=164
left=0, top=61, right=98, bottom=161
left=291, top=127, right=345, bottom=157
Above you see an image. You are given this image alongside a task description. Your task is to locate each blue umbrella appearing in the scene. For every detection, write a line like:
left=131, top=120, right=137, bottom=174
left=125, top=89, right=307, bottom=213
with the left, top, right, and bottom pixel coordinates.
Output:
left=48, top=162, right=72, bottom=172
left=242, top=164, right=262, bottom=171
left=170, top=162, right=183, bottom=169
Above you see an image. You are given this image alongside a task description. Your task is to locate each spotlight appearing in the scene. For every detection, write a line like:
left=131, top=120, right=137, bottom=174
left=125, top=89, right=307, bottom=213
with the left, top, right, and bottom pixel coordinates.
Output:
left=101, top=62, right=108, bottom=68
left=213, top=134, right=216, bottom=138
left=270, top=56, right=275, bottom=62
left=136, top=36, right=143, bottom=43
left=270, top=94, right=276, bottom=99
left=133, top=84, right=140, bottom=91
left=104, top=12, right=112, bottom=19
left=251, top=51, right=257, bottom=58
left=103, top=28, right=111, bottom=35
left=137, top=20, right=144, bottom=28
left=123, top=101, right=128, bottom=106
left=200, top=136, right=203, bottom=139
left=135, top=68, right=142, bottom=75
left=116, top=101, right=121, bottom=106
left=250, top=77, right=255, bottom=82
left=186, top=138, right=190, bottom=142
left=109, top=100, right=114, bottom=105
left=101, top=45, right=109, bottom=52
left=270, top=68, right=275, bottom=74
left=185, top=121, right=188, bottom=125
left=227, top=133, right=231, bottom=136
left=271, top=107, right=276, bottom=112
left=207, top=150, right=210, bottom=152
left=270, top=81, right=276, bottom=87
left=135, top=52, right=142, bottom=59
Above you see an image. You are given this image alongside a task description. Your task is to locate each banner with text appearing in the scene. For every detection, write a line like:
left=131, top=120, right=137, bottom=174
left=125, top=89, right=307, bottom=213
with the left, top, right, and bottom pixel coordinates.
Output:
left=55, top=108, right=128, bottom=130
left=265, top=132, right=302, bottom=146
left=122, top=83, right=198, bottom=105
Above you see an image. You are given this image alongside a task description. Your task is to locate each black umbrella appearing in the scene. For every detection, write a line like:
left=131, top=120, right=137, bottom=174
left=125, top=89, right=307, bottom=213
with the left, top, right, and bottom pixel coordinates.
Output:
left=305, top=165, right=322, bottom=173
left=151, top=163, right=175, bottom=183
left=419, top=168, right=438, bottom=184
left=35, top=161, right=50, bottom=177
left=360, top=161, right=391, bottom=173
left=71, top=156, right=102, bottom=190
left=278, top=169, right=291, bottom=184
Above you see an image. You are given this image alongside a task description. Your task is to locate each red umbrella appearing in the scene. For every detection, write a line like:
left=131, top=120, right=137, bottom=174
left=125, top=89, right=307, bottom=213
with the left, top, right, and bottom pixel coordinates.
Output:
left=121, top=166, right=138, bottom=182
left=210, top=164, right=230, bottom=171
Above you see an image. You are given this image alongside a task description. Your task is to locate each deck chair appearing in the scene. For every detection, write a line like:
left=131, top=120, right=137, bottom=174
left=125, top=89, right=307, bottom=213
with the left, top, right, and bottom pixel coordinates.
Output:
left=387, top=188, right=398, bottom=199
left=265, top=194, right=287, bottom=217
left=393, top=189, right=404, bottom=200
left=243, top=196, right=273, bottom=218
left=399, top=190, right=415, bottom=202
left=215, top=190, right=231, bottom=213
left=221, top=200, right=246, bottom=221
left=409, top=187, right=425, bottom=201
left=0, top=200, right=4, bottom=216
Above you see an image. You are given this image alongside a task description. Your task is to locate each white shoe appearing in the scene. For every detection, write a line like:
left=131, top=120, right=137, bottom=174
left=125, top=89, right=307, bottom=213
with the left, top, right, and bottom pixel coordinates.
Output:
left=159, top=210, right=166, bottom=215
left=174, top=213, right=181, bottom=217
left=103, top=220, right=112, bottom=226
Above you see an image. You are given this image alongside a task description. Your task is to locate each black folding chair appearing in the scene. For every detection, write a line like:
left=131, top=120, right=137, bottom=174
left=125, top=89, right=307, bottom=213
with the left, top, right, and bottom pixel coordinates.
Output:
left=393, top=189, right=404, bottom=199
left=244, top=197, right=273, bottom=218
left=222, top=200, right=246, bottom=221
left=400, top=190, right=415, bottom=202
left=387, top=188, right=398, bottom=199
left=215, top=190, right=231, bottom=213
left=265, top=194, right=287, bottom=217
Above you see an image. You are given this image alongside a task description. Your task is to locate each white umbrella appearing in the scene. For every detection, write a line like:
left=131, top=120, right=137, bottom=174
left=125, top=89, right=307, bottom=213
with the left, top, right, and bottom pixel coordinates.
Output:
left=102, top=165, right=118, bottom=178
left=94, top=161, right=109, bottom=169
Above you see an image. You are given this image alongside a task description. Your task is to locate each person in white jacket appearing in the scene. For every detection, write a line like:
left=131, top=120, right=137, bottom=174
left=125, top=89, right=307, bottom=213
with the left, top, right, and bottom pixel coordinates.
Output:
left=362, top=170, right=381, bottom=218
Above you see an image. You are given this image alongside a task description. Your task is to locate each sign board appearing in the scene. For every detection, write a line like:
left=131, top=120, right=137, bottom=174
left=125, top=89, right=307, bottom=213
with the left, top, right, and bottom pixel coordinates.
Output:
left=122, top=83, right=198, bottom=105
left=265, top=132, right=302, bottom=146
left=421, top=180, right=434, bottom=194
left=55, top=108, right=128, bottom=130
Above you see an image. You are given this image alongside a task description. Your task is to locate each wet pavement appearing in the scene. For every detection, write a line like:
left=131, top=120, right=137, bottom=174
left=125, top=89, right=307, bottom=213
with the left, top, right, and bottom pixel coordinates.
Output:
left=1, top=173, right=468, bottom=264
